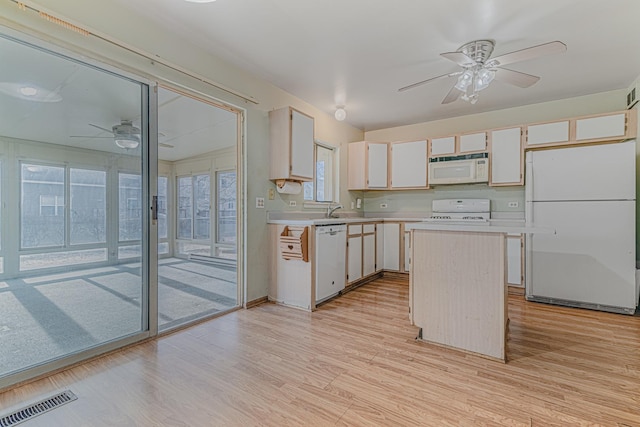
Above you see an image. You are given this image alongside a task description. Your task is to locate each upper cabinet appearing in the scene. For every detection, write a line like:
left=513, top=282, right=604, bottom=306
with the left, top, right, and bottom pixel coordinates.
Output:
left=429, top=136, right=456, bottom=156
left=390, top=140, right=428, bottom=189
left=525, top=110, right=637, bottom=149
left=459, top=132, right=488, bottom=153
left=526, top=120, right=570, bottom=147
left=575, top=112, right=627, bottom=142
left=348, top=141, right=389, bottom=190
left=490, top=127, right=523, bottom=186
left=269, top=107, right=314, bottom=181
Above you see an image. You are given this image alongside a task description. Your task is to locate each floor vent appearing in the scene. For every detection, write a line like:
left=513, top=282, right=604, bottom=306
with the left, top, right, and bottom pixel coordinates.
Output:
left=0, top=390, right=77, bottom=427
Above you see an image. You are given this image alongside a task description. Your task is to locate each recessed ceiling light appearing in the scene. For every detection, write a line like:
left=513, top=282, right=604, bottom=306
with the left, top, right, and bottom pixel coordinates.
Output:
left=0, top=82, right=62, bottom=102
left=20, top=86, right=38, bottom=96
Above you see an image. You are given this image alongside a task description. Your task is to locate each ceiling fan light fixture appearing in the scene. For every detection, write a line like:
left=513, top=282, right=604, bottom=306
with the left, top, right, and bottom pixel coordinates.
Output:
left=474, top=68, right=495, bottom=91
left=454, top=70, right=473, bottom=92
left=334, top=107, right=347, bottom=121
left=114, top=135, right=140, bottom=149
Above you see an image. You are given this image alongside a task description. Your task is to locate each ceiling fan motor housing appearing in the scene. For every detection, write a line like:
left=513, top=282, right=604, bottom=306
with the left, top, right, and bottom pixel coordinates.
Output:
left=458, top=39, right=495, bottom=66
left=112, top=120, right=140, bottom=138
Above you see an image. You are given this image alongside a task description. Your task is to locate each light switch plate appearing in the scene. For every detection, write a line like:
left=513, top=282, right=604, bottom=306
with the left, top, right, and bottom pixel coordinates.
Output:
left=256, top=197, right=265, bottom=208
left=268, top=188, right=275, bottom=200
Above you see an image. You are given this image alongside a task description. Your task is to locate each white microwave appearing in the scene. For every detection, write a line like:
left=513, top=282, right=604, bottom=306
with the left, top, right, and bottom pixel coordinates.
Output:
left=428, top=154, right=489, bottom=185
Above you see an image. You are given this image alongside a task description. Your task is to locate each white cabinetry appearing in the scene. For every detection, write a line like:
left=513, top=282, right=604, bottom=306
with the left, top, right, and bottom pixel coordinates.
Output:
left=526, top=121, right=569, bottom=146
left=506, top=235, right=523, bottom=286
left=404, top=230, right=411, bottom=273
left=390, top=140, right=427, bottom=188
left=382, top=223, right=401, bottom=271
left=348, top=141, right=389, bottom=190
left=347, top=223, right=377, bottom=284
left=347, top=228, right=362, bottom=284
left=375, top=223, right=384, bottom=272
left=430, top=136, right=456, bottom=156
left=459, top=132, right=487, bottom=153
left=363, top=232, right=376, bottom=277
left=490, top=127, right=523, bottom=186
left=575, top=112, right=626, bottom=141
left=269, top=107, right=314, bottom=181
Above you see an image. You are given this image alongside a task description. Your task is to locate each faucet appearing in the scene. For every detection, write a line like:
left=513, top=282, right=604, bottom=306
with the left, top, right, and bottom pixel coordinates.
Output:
left=327, top=203, right=343, bottom=218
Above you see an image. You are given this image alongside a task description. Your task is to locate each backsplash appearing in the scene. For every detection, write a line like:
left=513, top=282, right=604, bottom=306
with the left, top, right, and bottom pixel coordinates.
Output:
left=363, top=184, right=525, bottom=214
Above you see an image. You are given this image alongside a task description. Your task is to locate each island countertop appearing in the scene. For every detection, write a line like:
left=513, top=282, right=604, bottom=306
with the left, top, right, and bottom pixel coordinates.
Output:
left=405, top=221, right=554, bottom=235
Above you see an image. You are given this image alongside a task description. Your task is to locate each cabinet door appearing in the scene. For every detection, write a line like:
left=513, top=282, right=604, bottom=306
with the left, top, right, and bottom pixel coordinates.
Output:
left=526, top=121, right=569, bottom=146
left=403, top=231, right=411, bottom=273
left=391, top=140, right=427, bottom=188
left=290, top=110, right=314, bottom=179
left=348, top=141, right=366, bottom=190
left=375, top=223, right=384, bottom=272
left=363, top=233, right=376, bottom=277
left=367, top=143, right=388, bottom=188
left=575, top=113, right=626, bottom=141
left=506, top=235, right=523, bottom=286
left=490, top=127, right=522, bottom=185
left=347, top=235, right=362, bottom=283
left=382, top=223, right=400, bottom=271
left=459, top=132, right=487, bottom=153
left=430, top=136, right=456, bottom=156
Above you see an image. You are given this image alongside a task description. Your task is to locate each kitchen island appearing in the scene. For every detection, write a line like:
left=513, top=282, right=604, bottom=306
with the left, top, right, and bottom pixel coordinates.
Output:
left=405, top=221, right=552, bottom=362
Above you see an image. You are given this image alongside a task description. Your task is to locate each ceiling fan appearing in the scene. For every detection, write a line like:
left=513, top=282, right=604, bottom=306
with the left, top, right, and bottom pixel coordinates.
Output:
left=398, top=39, right=567, bottom=104
left=70, top=120, right=174, bottom=149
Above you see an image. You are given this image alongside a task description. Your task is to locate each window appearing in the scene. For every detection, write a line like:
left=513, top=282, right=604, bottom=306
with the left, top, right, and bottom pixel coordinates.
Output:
left=70, top=169, right=106, bottom=245
left=119, top=173, right=142, bottom=242
left=177, top=174, right=210, bottom=240
left=216, top=171, right=236, bottom=244
left=304, top=143, right=335, bottom=202
left=21, top=164, right=107, bottom=249
left=21, top=164, right=65, bottom=248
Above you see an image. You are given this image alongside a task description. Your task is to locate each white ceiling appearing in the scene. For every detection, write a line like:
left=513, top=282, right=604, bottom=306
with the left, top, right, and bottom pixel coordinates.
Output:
left=0, top=35, right=237, bottom=161
left=112, top=0, right=640, bottom=131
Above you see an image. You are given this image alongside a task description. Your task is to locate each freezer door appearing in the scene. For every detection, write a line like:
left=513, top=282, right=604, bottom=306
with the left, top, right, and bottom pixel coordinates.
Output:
left=529, top=140, right=635, bottom=201
left=527, top=200, right=636, bottom=310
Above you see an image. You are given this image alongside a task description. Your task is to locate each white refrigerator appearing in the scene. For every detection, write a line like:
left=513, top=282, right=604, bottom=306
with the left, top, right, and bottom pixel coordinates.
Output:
left=525, top=140, right=637, bottom=314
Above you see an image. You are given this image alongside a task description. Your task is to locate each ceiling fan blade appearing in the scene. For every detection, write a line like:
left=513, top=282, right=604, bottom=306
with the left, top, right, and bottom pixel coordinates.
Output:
left=494, top=68, right=540, bottom=88
left=88, top=123, right=114, bottom=133
left=159, top=142, right=174, bottom=148
left=441, top=84, right=461, bottom=104
left=398, top=72, right=461, bottom=93
left=486, top=41, right=566, bottom=68
left=440, top=51, right=476, bottom=67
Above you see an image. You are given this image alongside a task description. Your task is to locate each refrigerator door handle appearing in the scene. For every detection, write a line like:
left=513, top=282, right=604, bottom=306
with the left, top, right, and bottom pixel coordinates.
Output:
left=525, top=151, right=533, bottom=204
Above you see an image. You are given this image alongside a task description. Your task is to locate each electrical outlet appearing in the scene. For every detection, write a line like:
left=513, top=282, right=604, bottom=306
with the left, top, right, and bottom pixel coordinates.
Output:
left=268, top=188, right=275, bottom=200
left=380, top=203, right=388, bottom=209
left=289, top=201, right=296, bottom=207
left=256, top=197, right=265, bottom=208
left=508, top=201, right=519, bottom=208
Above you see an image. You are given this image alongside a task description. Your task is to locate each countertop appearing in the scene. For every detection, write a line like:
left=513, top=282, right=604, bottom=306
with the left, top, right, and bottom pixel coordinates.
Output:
left=405, top=221, right=554, bottom=234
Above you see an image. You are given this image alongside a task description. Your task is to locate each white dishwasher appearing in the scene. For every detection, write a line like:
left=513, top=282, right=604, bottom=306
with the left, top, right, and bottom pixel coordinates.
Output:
left=315, top=224, right=347, bottom=304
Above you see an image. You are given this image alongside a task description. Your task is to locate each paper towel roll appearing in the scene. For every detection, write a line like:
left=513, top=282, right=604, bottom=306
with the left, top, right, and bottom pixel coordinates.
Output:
left=276, top=180, right=302, bottom=194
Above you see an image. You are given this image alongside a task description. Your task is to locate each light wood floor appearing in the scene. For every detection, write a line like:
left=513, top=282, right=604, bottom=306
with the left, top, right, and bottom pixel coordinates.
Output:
left=2, top=276, right=640, bottom=426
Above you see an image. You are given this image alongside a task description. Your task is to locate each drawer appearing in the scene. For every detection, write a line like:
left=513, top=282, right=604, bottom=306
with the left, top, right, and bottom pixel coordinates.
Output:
left=348, top=224, right=363, bottom=234
left=363, top=224, right=375, bottom=234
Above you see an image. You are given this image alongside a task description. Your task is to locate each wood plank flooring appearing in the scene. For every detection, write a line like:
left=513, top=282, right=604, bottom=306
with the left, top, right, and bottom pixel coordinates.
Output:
left=1, top=276, right=640, bottom=426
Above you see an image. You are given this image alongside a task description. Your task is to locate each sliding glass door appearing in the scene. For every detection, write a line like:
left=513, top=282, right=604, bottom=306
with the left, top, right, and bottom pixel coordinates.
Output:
left=0, top=32, right=153, bottom=386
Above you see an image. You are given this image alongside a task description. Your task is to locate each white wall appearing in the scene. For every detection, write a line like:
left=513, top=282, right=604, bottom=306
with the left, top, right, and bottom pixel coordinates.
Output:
left=0, top=1, right=364, bottom=303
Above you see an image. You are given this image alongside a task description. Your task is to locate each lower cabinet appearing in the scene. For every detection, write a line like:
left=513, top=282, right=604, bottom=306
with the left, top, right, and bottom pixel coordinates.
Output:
left=347, top=223, right=378, bottom=285
left=382, top=223, right=401, bottom=271
left=347, top=234, right=363, bottom=284
left=506, top=234, right=524, bottom=286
